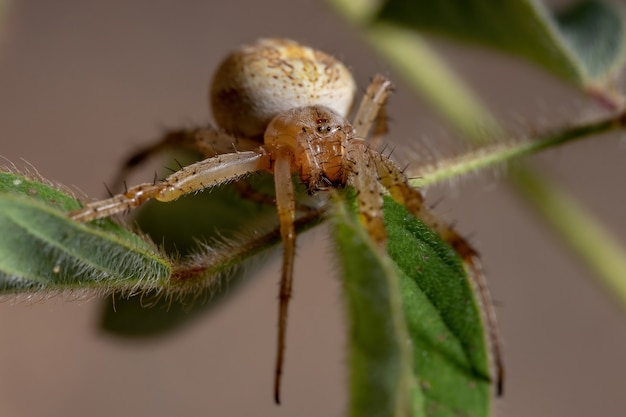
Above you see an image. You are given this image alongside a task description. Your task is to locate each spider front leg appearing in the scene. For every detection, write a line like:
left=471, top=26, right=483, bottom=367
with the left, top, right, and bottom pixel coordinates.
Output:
left=343, top=74, right=395, bottom=244
left=346, top=141, right=388, bottom=246
left=69, top=150, right=270, bottom=222
left=110, top=126, right=259, bottom=192
left=271, top=145, right=297, bottom=404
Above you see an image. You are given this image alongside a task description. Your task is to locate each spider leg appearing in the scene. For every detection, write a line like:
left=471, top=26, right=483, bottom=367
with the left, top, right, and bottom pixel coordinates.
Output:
left=369, top=103, right=389, bottom=150
left=368, top=147, right=505, bottom=395
left=110, top=126, right=259, bottom=192
left=352, top=74, right=393, bottom=147
left=347, top=141, right=388, bottom=246
left=271, top=146, right=297, bottom=404
left=69, top=150, right=270, bottom=222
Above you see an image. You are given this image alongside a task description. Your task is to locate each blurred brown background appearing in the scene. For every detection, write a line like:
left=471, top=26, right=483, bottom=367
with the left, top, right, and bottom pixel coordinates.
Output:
left=0, top=1, right=625, bottom=416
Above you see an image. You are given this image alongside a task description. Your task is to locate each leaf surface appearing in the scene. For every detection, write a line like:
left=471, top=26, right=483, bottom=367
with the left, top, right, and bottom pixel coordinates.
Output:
left=377, top=0, right=626, bottom=90
left=0, top=171, right=170, bottom=293
left=334, top=193, right=492, bottom=417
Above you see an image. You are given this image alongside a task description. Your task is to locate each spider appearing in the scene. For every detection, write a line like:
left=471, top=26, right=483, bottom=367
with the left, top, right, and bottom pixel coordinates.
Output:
left=68, top=38, right=503, bottom=403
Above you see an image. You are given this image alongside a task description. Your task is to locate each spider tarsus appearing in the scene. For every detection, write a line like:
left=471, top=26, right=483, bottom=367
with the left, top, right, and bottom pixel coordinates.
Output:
left=274, top=379, right=282, bottom=404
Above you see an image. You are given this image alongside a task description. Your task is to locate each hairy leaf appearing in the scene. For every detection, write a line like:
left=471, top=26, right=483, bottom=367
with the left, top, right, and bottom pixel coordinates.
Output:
left=0, top=171, right=170, bottom=294
left=334, top=193, right=492, bottom=417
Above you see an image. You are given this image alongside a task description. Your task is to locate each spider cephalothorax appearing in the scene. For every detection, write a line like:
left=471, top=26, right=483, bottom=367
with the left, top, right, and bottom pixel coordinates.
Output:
left=68, top=38, right=502, bottom=403
left=265, top=105, right=353, bottom=192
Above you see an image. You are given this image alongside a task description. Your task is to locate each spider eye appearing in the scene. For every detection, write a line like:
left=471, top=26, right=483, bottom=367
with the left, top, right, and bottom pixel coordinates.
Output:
left=315, top=125, right=333, bottom=133
left=302, top=127, right=307, bottom=133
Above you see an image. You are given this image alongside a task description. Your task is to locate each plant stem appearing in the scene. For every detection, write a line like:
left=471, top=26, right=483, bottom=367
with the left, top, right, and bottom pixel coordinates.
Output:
left=411, top=112, right=624, bottom=188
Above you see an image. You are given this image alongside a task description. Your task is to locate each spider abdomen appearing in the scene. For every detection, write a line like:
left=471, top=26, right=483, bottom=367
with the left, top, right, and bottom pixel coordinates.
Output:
left=211, top=38, right=356, bottom=140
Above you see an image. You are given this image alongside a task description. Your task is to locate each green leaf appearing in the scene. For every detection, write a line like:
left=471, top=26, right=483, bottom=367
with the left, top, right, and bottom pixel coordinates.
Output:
left=554, top=1, right=626, bottom=82
left=376, top=0, right=626, bottom=90
left=334, top=193, right=421, bottom=417
left=0, top=171, right=171, bottom=293
left=334, top=193, right=492, bottom=417
left=385, top=198, right=492, bottom=417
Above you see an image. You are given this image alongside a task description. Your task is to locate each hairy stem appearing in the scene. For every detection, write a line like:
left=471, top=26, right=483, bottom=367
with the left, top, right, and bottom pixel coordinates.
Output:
left=410, top=112, right=624, bottom=188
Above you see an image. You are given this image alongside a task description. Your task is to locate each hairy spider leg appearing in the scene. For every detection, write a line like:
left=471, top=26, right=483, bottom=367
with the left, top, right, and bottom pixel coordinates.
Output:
left=110, top=126, right=259, bottom=193
left=271, top=145, right=297, bottom=404
left=352, top=74, right=393, bottom=147
left=69, top=151, right=270, bottom=222
left=347, top=141, right=389, bottom=245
